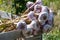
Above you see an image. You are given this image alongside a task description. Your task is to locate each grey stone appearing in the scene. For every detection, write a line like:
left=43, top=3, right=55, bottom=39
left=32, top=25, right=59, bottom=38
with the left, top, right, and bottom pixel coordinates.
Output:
left=0, top=10, right=19, bottom=19
left=0, top=30, right=21, bottom=40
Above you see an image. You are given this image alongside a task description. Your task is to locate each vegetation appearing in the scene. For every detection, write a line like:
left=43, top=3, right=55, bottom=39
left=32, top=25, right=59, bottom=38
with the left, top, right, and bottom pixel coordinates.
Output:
left=0, top=0, right=60, bottom=14
left=43, top=15, right=60, bottom=40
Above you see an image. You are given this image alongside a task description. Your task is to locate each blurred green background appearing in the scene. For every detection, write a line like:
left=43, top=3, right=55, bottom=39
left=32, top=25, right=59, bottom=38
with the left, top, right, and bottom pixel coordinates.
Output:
left=0, top=0, right=60, bottom=15
left=0, top=0, right=60, bottom=40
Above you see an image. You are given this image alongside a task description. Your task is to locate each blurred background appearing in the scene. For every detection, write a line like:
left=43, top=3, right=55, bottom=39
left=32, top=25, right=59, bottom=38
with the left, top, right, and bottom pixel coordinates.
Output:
left=0, top=0, right=60, bottom=40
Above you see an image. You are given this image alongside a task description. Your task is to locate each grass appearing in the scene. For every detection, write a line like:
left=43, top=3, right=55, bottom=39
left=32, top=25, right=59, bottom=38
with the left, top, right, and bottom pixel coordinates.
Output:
left=43, top=15, right=60, bottom=40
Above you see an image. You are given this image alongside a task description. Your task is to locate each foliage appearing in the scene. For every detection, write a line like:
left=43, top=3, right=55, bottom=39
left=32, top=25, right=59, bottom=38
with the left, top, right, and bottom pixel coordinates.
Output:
left=0, top=0, right=60, bottom=14
left=12, top=0, right=35, bottom=15
left=43, top=15, right=60, bottom=40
